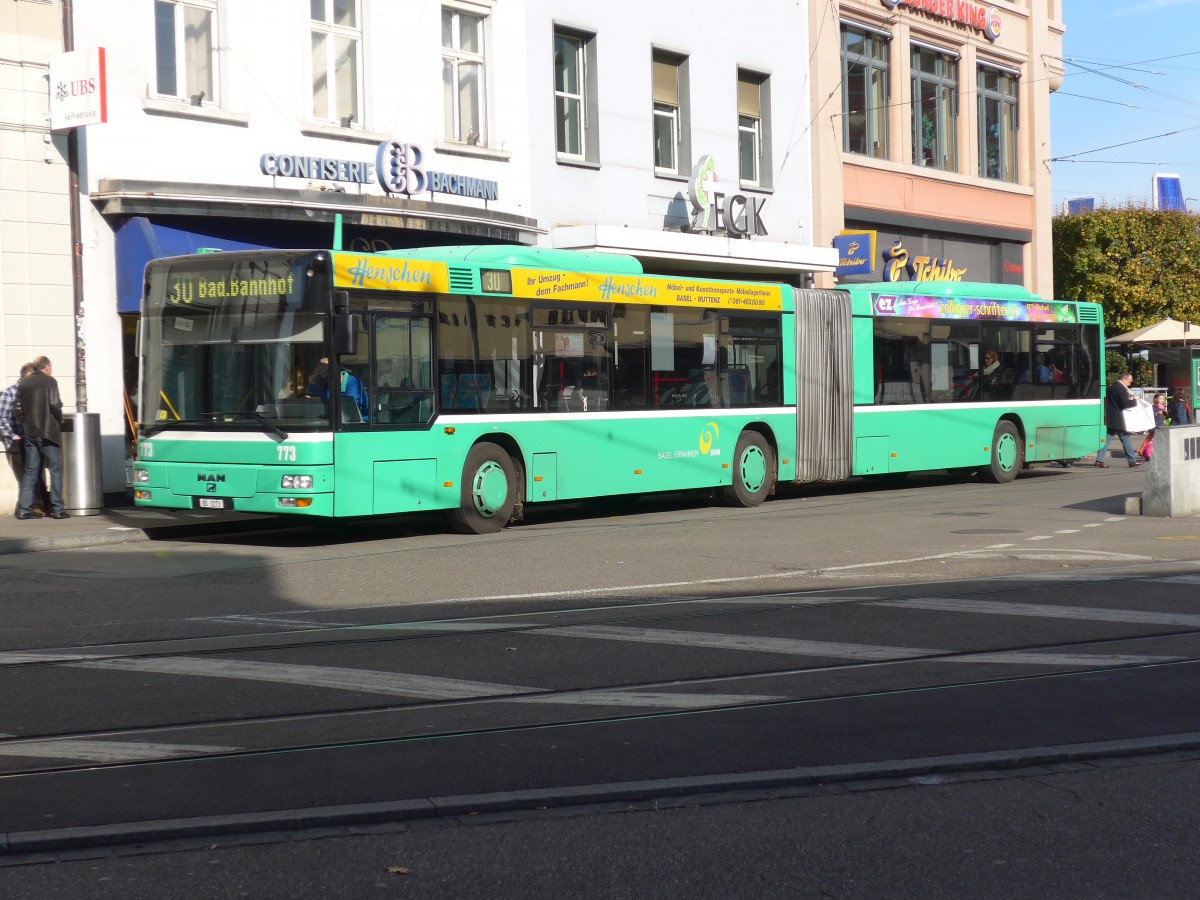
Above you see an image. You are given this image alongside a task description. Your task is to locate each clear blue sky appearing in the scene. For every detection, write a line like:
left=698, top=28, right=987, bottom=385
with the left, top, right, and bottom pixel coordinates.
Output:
left=1050, top=0, right=1200, bottom=211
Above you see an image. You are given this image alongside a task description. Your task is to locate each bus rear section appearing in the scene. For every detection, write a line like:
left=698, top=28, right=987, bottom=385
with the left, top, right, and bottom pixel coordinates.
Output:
left=790, top=283, right=1104, bottom=484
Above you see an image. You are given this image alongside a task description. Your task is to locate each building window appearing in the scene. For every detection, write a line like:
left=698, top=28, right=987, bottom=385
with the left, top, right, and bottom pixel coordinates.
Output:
left=911, top=46, right=957, bottom=170
left=978, top=65, right=1018, bottom=182
left=652, top=51, right=689, bottom=176
left=737, top=70, right=771, bottom=188
left=554, top=29, right=597, bottom=162
left=311, top=0, right=361, bottom=126
left=840, top=24, right=889, bottom=159
left=443, top=6, right=487, bottom=145
left=154, top=0, right=217, bottom=104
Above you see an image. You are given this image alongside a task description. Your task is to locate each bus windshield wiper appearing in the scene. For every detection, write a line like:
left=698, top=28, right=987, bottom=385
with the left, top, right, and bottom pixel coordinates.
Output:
left=211, top=411, right=289, bottom=441
left=140, top=418, right=201, bottom=438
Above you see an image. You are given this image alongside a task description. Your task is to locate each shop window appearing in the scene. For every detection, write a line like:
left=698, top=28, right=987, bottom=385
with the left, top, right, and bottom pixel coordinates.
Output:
left=443, top=5, right=488, bottom=145
left=840, top=23, right=889, bottom=159
left=652, top=51, right=690, bottom=176
left=737, top=70, right=771, bottom=188
left=978, top=65, right=1019, bottom=182
left=554, top=29, right=598, bottom=163
left=154, top=0, right=218, bottom=105
left=311, top=0, right=362, bottom=127
left=911, top=45, right=957, bottom=171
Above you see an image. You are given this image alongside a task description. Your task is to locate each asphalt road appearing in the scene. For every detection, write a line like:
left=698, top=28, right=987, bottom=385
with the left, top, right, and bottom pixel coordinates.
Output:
left=3, top=463, right=1200, bottom=895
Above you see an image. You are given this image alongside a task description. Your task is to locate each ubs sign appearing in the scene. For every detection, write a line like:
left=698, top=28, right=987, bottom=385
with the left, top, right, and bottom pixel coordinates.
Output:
left=687, top=156, right=767, bottom=237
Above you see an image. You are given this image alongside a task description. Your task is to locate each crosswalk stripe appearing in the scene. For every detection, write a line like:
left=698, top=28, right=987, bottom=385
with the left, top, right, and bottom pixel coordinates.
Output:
left=0, top=739, right=240, bottom=763
left=74, top=657, right=542, bottom=700
left=876, top=597, right=1200, bottom=627
left=545, top=625, right=937, bottom=660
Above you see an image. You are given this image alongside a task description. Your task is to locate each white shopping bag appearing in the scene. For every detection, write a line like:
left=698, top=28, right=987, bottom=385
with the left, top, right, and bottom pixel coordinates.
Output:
left=1122, top=397, right=1155, bottom=433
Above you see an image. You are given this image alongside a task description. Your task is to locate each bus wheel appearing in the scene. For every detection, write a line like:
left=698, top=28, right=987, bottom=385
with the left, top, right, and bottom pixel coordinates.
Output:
left=980, top=421, right=1024, bottom=484
left=720, top=431, right=776, bottom=507
left=449, top=443, right=518, bottom=534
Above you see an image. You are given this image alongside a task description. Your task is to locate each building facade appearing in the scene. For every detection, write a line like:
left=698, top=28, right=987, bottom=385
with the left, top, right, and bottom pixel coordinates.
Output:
left=0, top=0, right=75, bottom=513
left=2, top=0, right=836, bottom=502
left=810, top=0, right=1063, bottom=293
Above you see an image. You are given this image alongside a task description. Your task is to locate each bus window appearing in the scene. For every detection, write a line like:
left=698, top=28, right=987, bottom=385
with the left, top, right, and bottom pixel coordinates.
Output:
left=650, top=308, right=720, bottom=408
left=612, top=305, right=649, bottom=409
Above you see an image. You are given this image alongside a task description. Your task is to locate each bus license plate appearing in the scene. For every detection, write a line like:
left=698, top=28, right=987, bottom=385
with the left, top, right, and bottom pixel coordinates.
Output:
left=195, top=497, right=230, bottom=510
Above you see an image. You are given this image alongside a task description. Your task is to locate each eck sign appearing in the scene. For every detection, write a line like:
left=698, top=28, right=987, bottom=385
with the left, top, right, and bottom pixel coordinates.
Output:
left=687, top=156, right=767, bottom=237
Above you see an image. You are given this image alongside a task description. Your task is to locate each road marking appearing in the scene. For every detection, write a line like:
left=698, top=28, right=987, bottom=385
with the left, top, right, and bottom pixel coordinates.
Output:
left=0, top=651, right=102, bottom=664
left=0, top=739, right=240, bottom=763
left=518, top=691, right=783, bottom=709
left=203, top=615, right=361, bottom=630
left=875, top=597, right=1200, bottom=627
left=1055, top=530, right=1081, bottom=534
left=1027, top=535, right=1055, bottom=541
left=954, top=651, right=1174, bottom=666
left=74, top=658, right=543, bottom=701
left=543, top=625, right=934, bottom=661
left=540, top=625, right=1176, bottom=668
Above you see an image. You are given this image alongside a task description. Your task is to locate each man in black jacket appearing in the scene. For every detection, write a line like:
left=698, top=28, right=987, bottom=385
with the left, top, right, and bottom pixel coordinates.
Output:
left=1096, top=371, right=1143, bottom=469
left=14, top=356, right=69, bottom=519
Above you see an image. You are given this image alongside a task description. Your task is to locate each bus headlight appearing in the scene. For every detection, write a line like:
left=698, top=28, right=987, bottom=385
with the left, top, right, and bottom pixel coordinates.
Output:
left=281, top=474, right=313, bottom=489
left=134, top=468, right=151, bottom=483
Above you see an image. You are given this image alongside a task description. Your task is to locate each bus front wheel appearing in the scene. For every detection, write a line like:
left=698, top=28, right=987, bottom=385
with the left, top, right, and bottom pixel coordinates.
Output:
left=720, top=431, right=776, bottom=507
left=449, top=442, right=518, bottom=534
left=980, top=421, right=1024, bottom=484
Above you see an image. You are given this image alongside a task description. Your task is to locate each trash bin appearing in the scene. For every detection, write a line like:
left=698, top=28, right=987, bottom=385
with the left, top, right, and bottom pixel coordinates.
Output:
left=62, top=412, right=103, bottom=516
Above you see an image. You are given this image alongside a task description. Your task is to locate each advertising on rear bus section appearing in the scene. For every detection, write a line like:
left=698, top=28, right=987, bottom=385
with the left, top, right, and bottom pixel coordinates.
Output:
left=871, top=293, right=1078, bottom=324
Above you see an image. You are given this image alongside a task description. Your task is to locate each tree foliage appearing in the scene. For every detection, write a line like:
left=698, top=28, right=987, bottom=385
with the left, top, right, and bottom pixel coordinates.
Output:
left=1053, top=207, right=1200, bottom=338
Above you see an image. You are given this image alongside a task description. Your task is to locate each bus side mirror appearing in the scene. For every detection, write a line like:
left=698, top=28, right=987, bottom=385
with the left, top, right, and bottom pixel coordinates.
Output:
left=334, top=314, right=360, bottom=356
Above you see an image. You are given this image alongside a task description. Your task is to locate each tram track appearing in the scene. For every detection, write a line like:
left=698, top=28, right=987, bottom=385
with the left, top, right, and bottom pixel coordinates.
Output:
left=4, top=590, right=1200, bottom=780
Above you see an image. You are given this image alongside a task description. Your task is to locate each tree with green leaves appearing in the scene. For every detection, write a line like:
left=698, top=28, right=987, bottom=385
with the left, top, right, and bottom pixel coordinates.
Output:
left=1053, top=207, right=1200, bottom=339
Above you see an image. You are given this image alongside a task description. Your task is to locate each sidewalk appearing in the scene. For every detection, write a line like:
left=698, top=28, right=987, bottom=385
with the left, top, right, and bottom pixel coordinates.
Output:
left=0, top=504, right=281, bottom=556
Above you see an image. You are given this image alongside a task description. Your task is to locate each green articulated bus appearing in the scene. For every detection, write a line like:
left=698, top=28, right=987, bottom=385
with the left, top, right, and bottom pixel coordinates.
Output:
left=133, top=246, right=1104, bottom=533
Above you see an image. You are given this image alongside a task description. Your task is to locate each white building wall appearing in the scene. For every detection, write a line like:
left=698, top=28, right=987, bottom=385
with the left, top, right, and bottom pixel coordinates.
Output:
left=523, top=0, right=815, bottom=244
left=0, top=0, right=73, bottom=513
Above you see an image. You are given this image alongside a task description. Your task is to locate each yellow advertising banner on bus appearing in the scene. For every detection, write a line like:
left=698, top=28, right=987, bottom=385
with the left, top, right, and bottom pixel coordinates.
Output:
left=510, top=268, right=785, bottom=311
left=332, top=253, right=450, bottom=293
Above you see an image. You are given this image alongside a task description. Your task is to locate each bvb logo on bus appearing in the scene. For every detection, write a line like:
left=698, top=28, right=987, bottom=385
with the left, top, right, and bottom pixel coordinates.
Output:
left=699, top=422, right=719, bottom=455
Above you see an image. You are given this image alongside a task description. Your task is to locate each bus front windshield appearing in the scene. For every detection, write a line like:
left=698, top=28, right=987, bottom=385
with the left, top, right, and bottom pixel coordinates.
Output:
left=140, top=255, right=332, bottom=434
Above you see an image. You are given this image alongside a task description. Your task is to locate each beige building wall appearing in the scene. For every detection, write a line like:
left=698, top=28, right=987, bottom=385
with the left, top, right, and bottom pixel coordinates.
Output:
left=811, top=0, right=1064, bottom=296
left=0, top=0, right=73, bottom=512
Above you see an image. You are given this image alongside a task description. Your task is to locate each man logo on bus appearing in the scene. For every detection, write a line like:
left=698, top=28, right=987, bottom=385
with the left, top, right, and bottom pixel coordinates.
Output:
left=376, top=141, right=428, bottom=195
left=699, top=422, right=719, bottom=456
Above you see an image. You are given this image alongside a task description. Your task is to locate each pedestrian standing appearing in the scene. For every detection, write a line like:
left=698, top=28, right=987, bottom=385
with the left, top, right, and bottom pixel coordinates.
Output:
left=1, top=363, right=51, bottom=516
left=1095, top=372, right=1143, bottom=469
left=1168, top=388, right=1192, bottom=426
left=14, top=356, right=69, bottom=519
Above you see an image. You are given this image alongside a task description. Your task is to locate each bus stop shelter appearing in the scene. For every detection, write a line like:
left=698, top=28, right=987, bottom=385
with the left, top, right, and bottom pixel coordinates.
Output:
left=1107, top=317, right=1200, bottom=403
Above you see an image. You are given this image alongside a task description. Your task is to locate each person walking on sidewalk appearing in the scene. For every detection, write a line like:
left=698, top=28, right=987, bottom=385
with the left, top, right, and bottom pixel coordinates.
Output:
left=1, top=362, right=51, bottom=516
left=1096, top=371, right=1143, bottom=469
left=14, top=356, right=69, bottom=519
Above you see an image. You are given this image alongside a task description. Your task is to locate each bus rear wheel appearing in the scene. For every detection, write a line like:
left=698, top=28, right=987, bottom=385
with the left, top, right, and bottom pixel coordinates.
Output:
left=980, top=421, right=1024, bottom=484
left=449, top=442, right=518, bottom=534
left=720, top=431, right=776, bottom=507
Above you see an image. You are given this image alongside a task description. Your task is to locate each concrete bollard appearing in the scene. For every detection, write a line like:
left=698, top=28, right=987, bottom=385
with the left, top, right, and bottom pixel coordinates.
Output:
left=1142, top=424, right=1200, bottom=517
